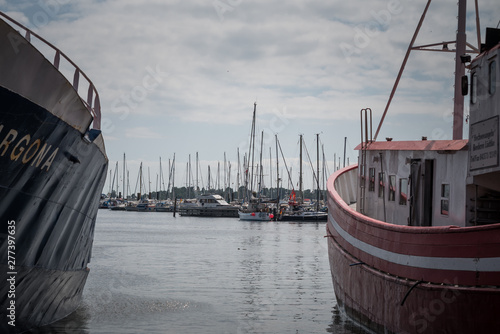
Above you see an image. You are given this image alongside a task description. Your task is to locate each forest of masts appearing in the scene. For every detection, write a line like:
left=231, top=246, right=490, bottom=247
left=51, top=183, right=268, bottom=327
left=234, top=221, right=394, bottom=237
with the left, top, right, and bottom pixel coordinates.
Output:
left=107, top=135, right=351, bottom=203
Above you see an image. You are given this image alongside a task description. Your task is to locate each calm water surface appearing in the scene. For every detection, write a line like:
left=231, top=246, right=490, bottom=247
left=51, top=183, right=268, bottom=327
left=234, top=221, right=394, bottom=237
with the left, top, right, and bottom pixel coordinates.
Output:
left=34, top=210, right=367, bottom=334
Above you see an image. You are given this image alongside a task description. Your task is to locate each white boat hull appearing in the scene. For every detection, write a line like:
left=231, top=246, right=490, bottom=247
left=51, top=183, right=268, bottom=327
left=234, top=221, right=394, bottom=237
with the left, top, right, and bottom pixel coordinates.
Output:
left=238, top=211, right=271, bottom=221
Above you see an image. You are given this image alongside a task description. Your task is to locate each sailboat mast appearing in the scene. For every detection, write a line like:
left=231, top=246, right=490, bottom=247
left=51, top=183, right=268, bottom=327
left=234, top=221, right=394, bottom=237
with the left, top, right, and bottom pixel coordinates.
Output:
left=299, top=134, right=303, bottom=201
left=258, top=130, right=264, bottom=196
left=276, top=134, right=279, bottom=202
left=148, top=166, right=151, bottom=198
left=188, top=154, right=191, bottom=198
left=316, top=133, right=320, bottom=212
left=343, top=137, right=347, bottom=168
left=249, top=102, right=257, bottom=197
left=237, top=148, right=241, bottom=201
left=208, top=165, right=211, bottom=191
left=269, top=147, right=272, bottom=199
left=123, top=153, right=126, bottom=199
left=139, top=162, right=142, bottom=200
left=196, top=152, right=199, bottom=195
left=159, top=157, right=163, bottom=200
left=172, top=154, right=175, bottom=200
left=111, top=162, right=117, bottom=198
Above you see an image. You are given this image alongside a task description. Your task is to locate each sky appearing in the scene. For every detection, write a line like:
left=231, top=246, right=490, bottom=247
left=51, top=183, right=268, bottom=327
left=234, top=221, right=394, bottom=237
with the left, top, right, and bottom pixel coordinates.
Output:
left=1, top=0, right=498, bottom=195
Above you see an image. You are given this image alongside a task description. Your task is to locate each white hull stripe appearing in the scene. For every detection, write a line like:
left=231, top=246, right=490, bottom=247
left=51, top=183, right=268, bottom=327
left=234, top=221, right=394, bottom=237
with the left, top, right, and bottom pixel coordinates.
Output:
left=328, top=212, right=500, bottom=272
left=238, top=212, right=270, bottom=221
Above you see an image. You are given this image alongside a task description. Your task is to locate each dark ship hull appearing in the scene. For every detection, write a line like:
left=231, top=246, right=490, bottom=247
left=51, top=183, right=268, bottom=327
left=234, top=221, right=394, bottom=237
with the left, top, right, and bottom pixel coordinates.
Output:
left=0, top=14, right=107, bottom=333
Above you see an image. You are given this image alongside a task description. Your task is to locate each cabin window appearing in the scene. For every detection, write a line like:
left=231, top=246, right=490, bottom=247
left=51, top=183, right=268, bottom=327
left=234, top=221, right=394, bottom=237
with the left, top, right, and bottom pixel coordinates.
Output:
left=489, top=60, right=496, bottom=95
left=440, top=184, right=450, bottom=216
left=471, top=72, right=477, bottom=104
left=369, top=168, right=375, bottom=192
left=388, top=175, right=396, bottom=201
left=378, top=172, right=385, bottom=198
left=399, top=178, right=408, bottom=205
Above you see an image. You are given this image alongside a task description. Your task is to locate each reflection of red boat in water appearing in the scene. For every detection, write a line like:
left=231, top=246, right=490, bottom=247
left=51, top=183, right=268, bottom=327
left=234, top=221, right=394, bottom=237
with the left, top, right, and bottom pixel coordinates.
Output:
left=326, top=1, right=500, bottom=333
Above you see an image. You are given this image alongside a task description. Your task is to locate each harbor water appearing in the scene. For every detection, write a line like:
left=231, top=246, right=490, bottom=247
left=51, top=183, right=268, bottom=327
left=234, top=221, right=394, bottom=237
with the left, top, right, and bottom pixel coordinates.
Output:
left=34, top=210, right=368, bottom=334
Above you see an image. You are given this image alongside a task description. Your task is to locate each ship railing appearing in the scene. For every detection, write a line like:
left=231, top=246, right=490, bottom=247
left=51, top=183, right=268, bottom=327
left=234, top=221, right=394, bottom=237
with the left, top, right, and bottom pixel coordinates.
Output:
left=0, top=12, right=101, bottom=130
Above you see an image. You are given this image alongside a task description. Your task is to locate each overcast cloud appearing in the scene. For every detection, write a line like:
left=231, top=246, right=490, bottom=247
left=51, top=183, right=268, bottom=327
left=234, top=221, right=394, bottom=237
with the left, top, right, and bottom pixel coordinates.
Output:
left=1, top=0, right=498, bottom=192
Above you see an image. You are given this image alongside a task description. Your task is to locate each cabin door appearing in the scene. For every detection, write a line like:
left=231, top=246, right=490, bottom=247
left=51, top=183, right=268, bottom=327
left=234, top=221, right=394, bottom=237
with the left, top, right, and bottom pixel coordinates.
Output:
left=409, top=159, right=434, bottom=226
left=422, top=159, right=434, bottom=226
left=409, top=159, right=421, bottom=226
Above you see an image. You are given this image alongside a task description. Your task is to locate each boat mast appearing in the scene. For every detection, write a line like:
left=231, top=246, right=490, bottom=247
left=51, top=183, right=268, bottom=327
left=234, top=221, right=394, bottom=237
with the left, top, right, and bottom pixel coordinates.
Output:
left=158, top=157, right=162, bottom=200
left=251, top=103, right=257, bottom=196
left=224, top=152, right=227, bottom=196
left=316, top=133, right=320, bottom=212
left=188, top=154, right=192, bottom=198
left=139, top=162, right=142, bottom=200
left=217, top=161, right=220, bottom=192
left=171, top=154, right=175, bottom=200
left=299, top=134, right=303, bottom=202
left=111, top=162, right=118, bottom=198
left=237, top=148, right=241, bottom=201
left=269, top=147, right=273, bottom=199
left=208, top=165, right=211, bottom=191
left=276, top=135, right=280, bottom=202
left=247, top=102, right=257, bottom=200
left=453, top=0, right=467, bottom=140
left=148, top=166, right=151, bottom=199
left=258, top=130, right=264, bottom=196
left=123, top=153, right=126, bottom=199
left=196, top=152, right=199, bottom=195
left=343, top=137, right=347, bottom=168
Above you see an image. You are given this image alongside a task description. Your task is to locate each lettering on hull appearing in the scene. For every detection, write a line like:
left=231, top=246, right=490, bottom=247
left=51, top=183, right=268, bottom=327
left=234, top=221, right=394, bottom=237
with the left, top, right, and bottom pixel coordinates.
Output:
left=0, top=124, right=59, bottom=172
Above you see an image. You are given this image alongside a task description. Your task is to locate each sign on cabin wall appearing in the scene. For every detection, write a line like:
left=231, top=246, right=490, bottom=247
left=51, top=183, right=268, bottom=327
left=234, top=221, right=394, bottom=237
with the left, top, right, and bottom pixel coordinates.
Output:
left=470, top=116, right=499, bottom=170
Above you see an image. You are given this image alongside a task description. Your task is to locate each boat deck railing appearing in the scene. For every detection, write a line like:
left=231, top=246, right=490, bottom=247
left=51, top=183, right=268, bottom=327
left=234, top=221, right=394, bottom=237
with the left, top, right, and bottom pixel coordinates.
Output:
left=0, top=11, right=101, bottom=130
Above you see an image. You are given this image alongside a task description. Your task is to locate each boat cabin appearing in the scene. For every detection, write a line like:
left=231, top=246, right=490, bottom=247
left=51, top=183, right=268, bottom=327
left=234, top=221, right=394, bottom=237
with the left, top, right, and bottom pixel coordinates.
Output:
left=356, top=28, right=500, bottom=228
left=467, top=27, right=500, bottom=226
left=356, top=140, right=468, bottom=227
left=197, top=194, right=231, bottom=207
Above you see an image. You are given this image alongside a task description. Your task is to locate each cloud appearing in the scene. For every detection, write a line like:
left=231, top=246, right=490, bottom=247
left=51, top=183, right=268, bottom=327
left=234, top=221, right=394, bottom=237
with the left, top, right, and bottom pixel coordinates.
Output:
left=125, top=127, right=163, bottom=139
left=2, top=0, right=497, bottom=191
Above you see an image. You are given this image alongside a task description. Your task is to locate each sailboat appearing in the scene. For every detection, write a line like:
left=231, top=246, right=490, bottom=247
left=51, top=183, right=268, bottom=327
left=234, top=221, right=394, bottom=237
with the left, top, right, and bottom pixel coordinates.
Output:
left=239, top=102, right=272, bottom=221
left=125, top=162, right=143, bottom=211
left=280, top=134, right=327, bottom=221
left=155, top=156, right=175, bottom=212
left=109, top=155, right=127, bottom=210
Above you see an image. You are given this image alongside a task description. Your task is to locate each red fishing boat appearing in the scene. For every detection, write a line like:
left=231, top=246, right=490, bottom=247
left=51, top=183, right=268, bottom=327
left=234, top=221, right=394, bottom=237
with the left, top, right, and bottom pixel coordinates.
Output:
left=326, top=1, right=500, bottom=333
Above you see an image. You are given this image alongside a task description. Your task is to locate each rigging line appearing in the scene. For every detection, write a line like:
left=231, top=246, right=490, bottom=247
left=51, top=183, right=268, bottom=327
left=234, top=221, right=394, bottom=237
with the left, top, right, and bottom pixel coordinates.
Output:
left=134, top=164, right=140, bottom=196
left=344, top=137, right=355, bottom=165
left=276, top=136, right=295, bottom=191
left=373, top=0, right=433, bottom=141
left=322, top=144, right=330, bottom=181
left=302, top=139, right=319, bottom=187
left=198, top=158, right=205, bottom=192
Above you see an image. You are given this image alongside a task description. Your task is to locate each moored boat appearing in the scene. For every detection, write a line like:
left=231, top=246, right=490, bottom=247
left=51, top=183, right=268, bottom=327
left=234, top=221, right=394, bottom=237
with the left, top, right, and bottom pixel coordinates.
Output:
left=155, top=199, right=174, bottom=212
left=326, top=1, right=500, bottom=333
left=280, top=208, right=327, bottom=222
left=0, top=12, right=107, bottom=333
left=238, top=102, right=273, bottom=221
left=108, top=199, right=127, bottom=211
left=179, top=194, right=239, bottom=217
left=137, top=198, right=157, bottom=212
